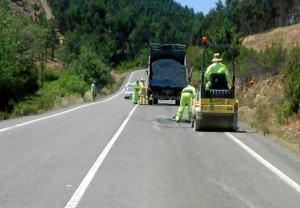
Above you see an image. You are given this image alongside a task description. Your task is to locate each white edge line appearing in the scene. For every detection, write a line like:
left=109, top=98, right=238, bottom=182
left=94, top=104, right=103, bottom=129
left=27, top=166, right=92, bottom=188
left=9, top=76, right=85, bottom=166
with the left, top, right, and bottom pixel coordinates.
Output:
left=225, top=132, right=300, bottom=194
left=64, top=104, right=138, bottom=208
left=0, top=71, right=138, bottom=134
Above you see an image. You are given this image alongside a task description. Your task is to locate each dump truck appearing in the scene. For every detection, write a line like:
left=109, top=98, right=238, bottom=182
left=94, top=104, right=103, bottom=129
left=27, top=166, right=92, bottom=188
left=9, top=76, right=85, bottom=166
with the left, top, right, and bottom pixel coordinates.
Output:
left=147, top=43, right=188, bottom=105
left=191, top=38, right=238, bottom=131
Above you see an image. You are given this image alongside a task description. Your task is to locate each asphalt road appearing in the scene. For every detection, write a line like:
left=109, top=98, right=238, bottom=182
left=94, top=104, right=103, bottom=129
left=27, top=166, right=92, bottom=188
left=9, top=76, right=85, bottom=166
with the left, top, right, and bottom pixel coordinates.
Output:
left=0, top=70, right=300, bottom=208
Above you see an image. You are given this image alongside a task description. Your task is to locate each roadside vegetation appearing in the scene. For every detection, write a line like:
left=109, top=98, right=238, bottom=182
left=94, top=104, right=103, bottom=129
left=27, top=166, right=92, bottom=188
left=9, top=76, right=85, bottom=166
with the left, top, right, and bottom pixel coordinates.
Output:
left=0, top=0, right=299, bottom=150
left=236, top=43, right=300, bottom=150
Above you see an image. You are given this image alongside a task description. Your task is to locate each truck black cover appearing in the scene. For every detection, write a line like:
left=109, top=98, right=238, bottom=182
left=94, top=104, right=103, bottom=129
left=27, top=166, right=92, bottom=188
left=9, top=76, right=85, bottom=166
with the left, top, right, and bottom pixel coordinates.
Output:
left=148, top=43, right=187, bottom=104
left=150, top=59, right=187, bottom=88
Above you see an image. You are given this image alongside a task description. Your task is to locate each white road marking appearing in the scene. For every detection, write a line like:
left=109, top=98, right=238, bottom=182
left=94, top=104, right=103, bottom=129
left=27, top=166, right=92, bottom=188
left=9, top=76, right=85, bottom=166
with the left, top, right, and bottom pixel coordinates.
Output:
left=0, top=71, right=138, bottom=134
left=64, top=104, right=138, bottom=208
left=0, top=92, right=122, bottom=134
left=0, top=70, right=142, bottom=207
left=217, top=182, right=258, bottom=208
left=225, top=132, right=300, bottom=194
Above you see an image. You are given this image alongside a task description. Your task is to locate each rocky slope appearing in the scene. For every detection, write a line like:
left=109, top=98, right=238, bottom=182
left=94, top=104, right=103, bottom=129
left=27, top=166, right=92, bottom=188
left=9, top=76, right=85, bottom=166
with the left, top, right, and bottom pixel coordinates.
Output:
left=241, top=23, right=300, bottom=153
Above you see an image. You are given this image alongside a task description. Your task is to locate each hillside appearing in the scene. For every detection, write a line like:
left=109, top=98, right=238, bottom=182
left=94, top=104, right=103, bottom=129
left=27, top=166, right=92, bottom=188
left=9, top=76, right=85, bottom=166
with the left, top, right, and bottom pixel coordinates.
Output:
left=8, top=0, right=41, bottom=19
left=7, top=0, right=53, bottom=20
left=242, top=23, right=300, bottom=51
left=241, top=24, right=300, bottom=153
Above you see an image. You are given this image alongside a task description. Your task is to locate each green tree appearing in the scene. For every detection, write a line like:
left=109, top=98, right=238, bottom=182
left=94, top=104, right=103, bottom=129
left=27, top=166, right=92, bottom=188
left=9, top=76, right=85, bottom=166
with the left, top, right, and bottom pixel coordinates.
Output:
left=66, top=46, right=110, bottom=89
left=0, top=9, right=47, bottom=112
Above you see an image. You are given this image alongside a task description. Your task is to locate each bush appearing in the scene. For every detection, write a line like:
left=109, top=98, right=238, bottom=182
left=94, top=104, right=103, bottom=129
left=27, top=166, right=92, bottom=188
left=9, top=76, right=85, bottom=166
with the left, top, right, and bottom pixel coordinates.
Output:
left=255, top=102, right=271, bottom=135
left=134, top=47, right=148, bottom=68
left=116, top=60, right=139, bottom=72
left=66, top=46, right=110, bottom=89
left=260, top=42, right=287, bottom=75
left=0, top=9, right=46, bottom=112
left=236, top=47, right=261, bottom=81
left=277, top=101, right=293, bottom=124
left=186, top=46, right=203, bottom=70
left=13, top=98, right=38, bottom=116
left=44, top=69, right=59, bottom=82
left=57, top=75, right=87, bottom=97
left=282, top=45, right=300, bottom=114
left=0, top=111, right=9, bottom=120
left=10, top=75, right=88, bottom=117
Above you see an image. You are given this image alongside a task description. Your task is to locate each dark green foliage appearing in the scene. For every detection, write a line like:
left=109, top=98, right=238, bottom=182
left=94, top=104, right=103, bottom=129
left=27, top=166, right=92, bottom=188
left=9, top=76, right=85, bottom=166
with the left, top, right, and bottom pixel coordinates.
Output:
left=0, top=0, right=10, bottom=10
left=260, top=42, right=287, bottom=75
left=46, top=0, right=298, bottom=76
left=56, top=75, right=87, bottom=97
left=236, top=43, right=287, bottom=81
left=225, top=0, right=298, bottom=36
left=277, top=101, right=293, bottom=124
left=56, top=31, right=82, bottom=64
left=186, top=46, right=203, bottom=71
left=282, top=45, right=300, bottom=113
left=12, top=75, right=88, bottom=116
left=65, top=46, right=110, bottom=89
left=48, top=0, right=205, bottom=66
left=0, top=9, right=46, bottom=112
left=235, top=47, right=261, bottom=81
left=44, top=69, right=59, bottom=82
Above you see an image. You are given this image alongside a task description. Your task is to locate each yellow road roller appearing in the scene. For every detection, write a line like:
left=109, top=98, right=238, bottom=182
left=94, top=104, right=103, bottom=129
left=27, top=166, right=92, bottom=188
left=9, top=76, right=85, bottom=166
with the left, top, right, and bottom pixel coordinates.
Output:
left=192, top=38, right=238, bottom=131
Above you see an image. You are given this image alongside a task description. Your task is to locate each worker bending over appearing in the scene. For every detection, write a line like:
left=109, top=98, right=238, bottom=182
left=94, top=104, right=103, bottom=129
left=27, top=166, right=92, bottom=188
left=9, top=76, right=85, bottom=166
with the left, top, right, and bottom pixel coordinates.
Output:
left=174, top=83, right=196, bottom=123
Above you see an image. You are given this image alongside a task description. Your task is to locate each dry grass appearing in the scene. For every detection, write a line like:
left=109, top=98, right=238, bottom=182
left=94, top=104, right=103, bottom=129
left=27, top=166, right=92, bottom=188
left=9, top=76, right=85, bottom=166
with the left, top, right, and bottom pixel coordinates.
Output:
left=242, top=23, right=300, bottom=52
left=238, top=75, right=300, bottom=154
left=241, top=24, right=300, bottom=153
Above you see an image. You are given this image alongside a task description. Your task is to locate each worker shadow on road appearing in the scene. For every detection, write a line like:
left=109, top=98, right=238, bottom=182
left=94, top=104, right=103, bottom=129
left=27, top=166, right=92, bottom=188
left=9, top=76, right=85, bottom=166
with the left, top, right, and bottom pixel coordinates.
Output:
left=232, top=129, right=257, bottom=133
left=156, top=118, right=258, bottom=133
left=148, top=103, right=177, bottom=106
left=197, top=128, right=254, bottom=133
left=157, top=118, right=193, bottom=128
left=227, top=127, right=258, bottom=133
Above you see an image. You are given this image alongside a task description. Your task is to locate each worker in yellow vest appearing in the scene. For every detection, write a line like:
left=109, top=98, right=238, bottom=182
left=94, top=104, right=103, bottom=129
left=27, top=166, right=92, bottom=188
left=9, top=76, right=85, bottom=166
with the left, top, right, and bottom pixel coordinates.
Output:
left=205, top=53, right=232, bottom=90
left=132, top=80, right=140, bottom=104
left=174, top=84, right=196, bottom=123
left=139, top=77, right=146, bottom=105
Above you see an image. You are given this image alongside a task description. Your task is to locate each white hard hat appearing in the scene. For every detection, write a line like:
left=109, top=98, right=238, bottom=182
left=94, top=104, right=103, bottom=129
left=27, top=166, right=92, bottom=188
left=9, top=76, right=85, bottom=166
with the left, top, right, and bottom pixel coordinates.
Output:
left=141, top=77, right=144, bottom=81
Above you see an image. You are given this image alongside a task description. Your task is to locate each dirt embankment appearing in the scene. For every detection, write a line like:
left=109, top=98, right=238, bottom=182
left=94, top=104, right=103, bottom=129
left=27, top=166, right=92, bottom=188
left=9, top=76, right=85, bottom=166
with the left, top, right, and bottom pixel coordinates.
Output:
left=8, top=0, right=53, bottom=20
left=241, top=23, right=300, bottom=153
left=242, top=23, right=300, bottom=52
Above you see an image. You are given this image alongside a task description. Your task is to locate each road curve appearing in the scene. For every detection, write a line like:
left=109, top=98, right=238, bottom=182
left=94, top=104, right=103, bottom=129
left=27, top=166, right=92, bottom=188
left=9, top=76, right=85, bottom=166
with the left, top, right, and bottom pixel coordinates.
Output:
left=0, top=69, right=300, bottom=208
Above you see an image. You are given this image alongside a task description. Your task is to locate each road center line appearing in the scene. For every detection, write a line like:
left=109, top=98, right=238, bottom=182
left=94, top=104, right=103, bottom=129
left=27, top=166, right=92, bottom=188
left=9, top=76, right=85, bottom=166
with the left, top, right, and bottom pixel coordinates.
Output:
left=225, top=132, right=300, bottom=194
left=64, top=104, right=138, bottom=208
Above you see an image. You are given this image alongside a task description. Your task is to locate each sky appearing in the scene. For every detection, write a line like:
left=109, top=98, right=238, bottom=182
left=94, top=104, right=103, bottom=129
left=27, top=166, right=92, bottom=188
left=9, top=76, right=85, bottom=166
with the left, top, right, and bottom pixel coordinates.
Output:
left=175, top=0, right=224, bottom=15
